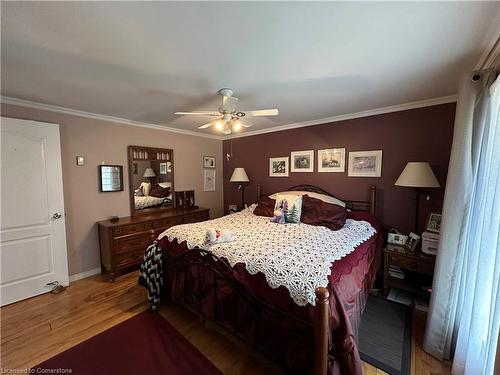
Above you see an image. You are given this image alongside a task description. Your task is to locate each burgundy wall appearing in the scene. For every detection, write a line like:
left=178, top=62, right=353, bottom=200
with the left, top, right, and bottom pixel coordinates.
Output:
left=223, top=103, right=456, bottom=233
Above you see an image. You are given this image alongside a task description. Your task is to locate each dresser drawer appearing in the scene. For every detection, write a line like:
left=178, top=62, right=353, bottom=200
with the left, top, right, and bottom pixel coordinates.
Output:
left=152, top=217, right=177, bottom=229
left=391, top=254, right=434, bottom=275
left=115, top=248, right=144, bottom=267
left=183, top=211, right=209, bottom=224
left=113, top=222, right=152, bottom=237
left=114, top=234, right=153, bottom=253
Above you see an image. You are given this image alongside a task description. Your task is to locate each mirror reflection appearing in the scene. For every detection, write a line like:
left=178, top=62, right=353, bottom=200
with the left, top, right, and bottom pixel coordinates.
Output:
left=129, top=146, right=174, bottom=213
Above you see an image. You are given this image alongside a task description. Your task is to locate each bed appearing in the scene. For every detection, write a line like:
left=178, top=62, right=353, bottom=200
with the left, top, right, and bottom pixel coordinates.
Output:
left=139, top=185, right=382, bottom=375
left=134, top=195, right=172, bottom=209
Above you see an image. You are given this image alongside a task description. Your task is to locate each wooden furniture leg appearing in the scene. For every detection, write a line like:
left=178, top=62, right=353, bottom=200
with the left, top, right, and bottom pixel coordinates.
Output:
left=315, top=287, right=329, bottom=375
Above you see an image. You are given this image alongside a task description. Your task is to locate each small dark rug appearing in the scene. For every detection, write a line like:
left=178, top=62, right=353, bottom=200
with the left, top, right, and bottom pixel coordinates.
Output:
left=359, top=295, right=412, bottom=375
left=35, top=310, right=222, bottom=375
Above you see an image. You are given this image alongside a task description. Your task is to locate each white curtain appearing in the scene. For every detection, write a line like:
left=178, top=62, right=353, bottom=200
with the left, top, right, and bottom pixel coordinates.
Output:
left=423, top=70, right=500, bottom=375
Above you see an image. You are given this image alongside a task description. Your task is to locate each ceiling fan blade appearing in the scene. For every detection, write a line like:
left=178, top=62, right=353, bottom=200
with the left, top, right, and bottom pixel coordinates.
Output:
left=175, top=111, right=220, bottom=116
left=243, top=109, right=279, bottom=117
left=198, top=122, right=214, bottom=129
left=222, top=96, right=238, bottom=113
left=241, top=120, right=254, bottom=128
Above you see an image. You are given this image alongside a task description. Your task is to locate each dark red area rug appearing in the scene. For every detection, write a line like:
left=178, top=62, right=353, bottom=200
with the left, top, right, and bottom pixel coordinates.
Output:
left=34, top=310, right=222, bottom=375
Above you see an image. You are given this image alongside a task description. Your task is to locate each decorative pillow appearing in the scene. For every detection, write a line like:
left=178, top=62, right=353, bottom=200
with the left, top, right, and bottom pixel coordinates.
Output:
left=134, top=186, right=145, bottom=196
left=140, top=182, right=151, bottom=196
left=274, top=193, right=303, bottom=223
left=269, top=190, right=345, bottom=207
left=159, top=182, right=171, bottom=189
left=253, top=196, right=276, bottom=217
left=149, top=184, right=170, bottom=198
left=301, top=194, right=347, bottom=230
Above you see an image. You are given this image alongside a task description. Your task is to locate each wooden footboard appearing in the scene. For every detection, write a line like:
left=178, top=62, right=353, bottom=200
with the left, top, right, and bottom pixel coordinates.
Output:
left=315, top=287, right=330, bottom=375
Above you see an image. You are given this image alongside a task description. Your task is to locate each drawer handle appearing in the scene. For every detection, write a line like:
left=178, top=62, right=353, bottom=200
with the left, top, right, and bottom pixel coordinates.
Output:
left=130, top=226, right=137, bottom=232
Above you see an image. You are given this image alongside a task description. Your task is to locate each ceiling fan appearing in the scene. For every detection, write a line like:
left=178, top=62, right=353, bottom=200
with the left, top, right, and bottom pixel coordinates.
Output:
left=175, top=88, right=279, bottom=134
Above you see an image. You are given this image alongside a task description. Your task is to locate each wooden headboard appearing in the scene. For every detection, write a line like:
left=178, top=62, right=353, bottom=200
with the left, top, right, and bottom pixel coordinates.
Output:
left=256, top=184, right=376, bottom=216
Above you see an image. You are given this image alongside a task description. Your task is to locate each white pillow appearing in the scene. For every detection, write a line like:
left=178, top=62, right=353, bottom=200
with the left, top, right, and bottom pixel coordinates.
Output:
left=274, top=193, right=303, bottom=223
left=158, top=182, right=171, bottom=188
left=140, top=182, right=151, bottom=196
left=269, top=190, right=345, bottom=207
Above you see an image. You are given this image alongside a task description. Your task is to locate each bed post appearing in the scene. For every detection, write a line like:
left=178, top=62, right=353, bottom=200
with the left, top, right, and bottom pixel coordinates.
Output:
left=315, top=287, right=329, bottom=375
left=368, top=185, right=376, bottom=216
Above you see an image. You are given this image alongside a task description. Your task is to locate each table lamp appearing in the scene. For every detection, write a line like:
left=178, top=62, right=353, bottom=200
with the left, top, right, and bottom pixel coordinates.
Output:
left=143, top=167, right=156, bottom=183
left=395, top=162, right=440, bottom=232
left=230, top=168, right=249, bottom=210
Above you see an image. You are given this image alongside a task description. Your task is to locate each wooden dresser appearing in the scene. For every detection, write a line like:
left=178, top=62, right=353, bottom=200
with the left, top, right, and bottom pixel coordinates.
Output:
left=97, top=207, right=209, bottom=281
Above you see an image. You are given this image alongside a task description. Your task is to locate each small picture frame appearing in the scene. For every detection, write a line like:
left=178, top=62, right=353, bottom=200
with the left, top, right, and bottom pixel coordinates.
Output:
left=291, top=150, right=314, bottom=173
left=160, top=162, right=167, bottom=174
left=404, top=232, right=421, bottom=251
left=269, top=157, right=289, bottom=177
left=175, top=191, right=186, bottom=209
left=185, top=190, right=195, bottom=208
left=76, top=156, right=85, bottom=166
left=426, top=213, right=442, bottom=233
left=318, top=148, right=345, bottom=173
left=348, top=150, right=382, bottom=177
left=203, top=156, right=216, bottom=169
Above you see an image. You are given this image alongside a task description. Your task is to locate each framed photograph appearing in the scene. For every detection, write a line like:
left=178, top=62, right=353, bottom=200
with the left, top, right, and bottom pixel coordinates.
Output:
left=98, top=165, right=123, bottom=193
left=291, top=150, right=314, bottom=173
left=175, top=191, right=186, bottom=209
left=203, top=169, right=216, bottom=191
left=269, top=157, right=289, bottom=177
left=159, top=162, right=167, bottom=174
left=404, top=232, right=421, bottom=251
left=426, top=212, right=442, bottom=233
left=318, top=148, right=345, bottom=173
left=348, top=150, right=382, bottom=177
left=185, top=190, right=195, bottom=208
left=203, top=156, right=216, bottom=169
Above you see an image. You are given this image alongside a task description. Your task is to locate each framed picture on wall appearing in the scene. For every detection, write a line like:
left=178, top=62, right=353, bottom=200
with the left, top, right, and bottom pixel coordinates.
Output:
left=203, top=156, right=216, bottom=169
left=269, top=157, right=289, bottom=177
left=426, top=212, right=442, bottom=233
left=348, top=150, right=382, bottom=177
left=159, top=162, right=167, bottom=174
left=291, top=150, right=314, bottom=172
left=318, top=148, right=345, bottom=172
left=203, top=169, right=216, bottom=191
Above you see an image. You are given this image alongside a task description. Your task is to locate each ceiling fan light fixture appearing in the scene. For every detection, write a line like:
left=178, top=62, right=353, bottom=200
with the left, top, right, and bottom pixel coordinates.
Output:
left=232, top=121, right=242, bottom=131
left=215, top=120, right=224, bottom=131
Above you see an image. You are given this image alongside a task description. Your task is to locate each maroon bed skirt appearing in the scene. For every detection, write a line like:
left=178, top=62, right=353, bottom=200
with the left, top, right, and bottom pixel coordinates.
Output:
left=157, top=211, right=383, bottom=375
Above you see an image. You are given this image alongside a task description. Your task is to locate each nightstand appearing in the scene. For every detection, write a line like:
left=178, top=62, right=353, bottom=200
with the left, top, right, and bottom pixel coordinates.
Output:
left=383, top=244, right=436, bottom=297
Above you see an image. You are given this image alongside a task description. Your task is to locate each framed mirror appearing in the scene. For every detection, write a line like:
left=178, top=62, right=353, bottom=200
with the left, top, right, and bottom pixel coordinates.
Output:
left=99, top=165, right=123, bottom=192
left=128, top=145, right=175, bottom=216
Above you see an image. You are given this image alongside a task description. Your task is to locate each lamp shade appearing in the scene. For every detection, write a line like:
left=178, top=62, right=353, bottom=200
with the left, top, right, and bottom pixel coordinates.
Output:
left=395, top=162, right=440, bottom=188
left=143, top=167, right=156, bottom=178
left=230, top=168, right=249, bottom=183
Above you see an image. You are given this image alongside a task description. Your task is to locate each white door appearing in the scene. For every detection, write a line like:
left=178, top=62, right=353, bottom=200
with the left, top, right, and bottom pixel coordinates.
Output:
left=1, top=117, right=69, bottom=306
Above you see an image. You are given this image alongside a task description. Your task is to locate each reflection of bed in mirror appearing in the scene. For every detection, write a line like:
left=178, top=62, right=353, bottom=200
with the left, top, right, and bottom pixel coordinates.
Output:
left=128, top=146, right=175, bottom=215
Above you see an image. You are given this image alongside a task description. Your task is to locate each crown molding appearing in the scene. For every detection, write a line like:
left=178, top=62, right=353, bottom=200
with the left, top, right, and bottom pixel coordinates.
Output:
left=0, top=96, right=224, bottom=140
left=227, top=95, right=457, bottom=139
left=2, top=94, right=457, bottom=141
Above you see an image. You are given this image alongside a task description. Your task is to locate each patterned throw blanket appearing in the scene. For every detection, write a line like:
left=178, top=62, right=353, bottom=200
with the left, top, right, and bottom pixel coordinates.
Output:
left=138, top=240, right=164, bottom=310
left=140, top=205, right=376, bottom=308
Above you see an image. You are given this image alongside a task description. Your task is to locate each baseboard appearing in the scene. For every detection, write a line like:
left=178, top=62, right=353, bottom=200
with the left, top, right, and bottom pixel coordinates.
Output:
left=69, top=267, right=102, bottom=283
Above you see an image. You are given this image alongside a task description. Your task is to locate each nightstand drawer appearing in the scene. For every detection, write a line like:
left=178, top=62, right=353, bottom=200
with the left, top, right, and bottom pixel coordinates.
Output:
left=391, top=255, right=434, bottom=274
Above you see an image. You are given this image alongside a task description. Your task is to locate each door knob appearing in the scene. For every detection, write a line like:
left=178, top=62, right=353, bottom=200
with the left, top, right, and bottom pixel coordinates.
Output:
left=52, top=213, right=63, bottom=220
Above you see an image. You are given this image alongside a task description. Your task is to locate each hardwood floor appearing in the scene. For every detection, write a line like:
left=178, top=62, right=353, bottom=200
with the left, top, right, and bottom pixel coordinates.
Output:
left=0, top=272, right=451, bottom=374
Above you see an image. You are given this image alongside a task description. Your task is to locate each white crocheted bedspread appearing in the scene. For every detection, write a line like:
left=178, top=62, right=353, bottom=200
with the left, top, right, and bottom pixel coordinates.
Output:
left=158, top=205, right=376, bottom=306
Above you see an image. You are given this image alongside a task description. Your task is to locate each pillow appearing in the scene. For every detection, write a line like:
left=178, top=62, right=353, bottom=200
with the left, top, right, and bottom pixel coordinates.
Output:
left=301, top=194, right=347, bottom=230
left=149, top=184, right=170, bottom=198
left=274, top=193, right=303, bottom=223
left=134, top=186, right=144, bottom=197
left=253, top=196, right=276, bottom=217
left=140, top=182, right=151, bottom=196
left=159, top=182, right=171, bottom=189
left=269, top=190, right=345, bottom=208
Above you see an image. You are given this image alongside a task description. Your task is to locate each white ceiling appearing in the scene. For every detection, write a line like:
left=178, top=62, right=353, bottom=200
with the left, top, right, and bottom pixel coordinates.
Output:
left=2, top=2, right=499, bottom=136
